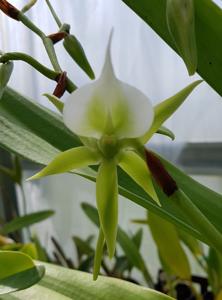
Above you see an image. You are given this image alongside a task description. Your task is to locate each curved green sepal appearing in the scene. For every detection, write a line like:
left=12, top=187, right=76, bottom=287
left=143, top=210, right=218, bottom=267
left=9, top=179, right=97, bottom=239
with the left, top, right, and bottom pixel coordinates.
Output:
left=96, top=159, right=118, bottom=258
left=156, top=126, right=175, bottom=140
left=43, top=93, right=64, bottom=113
left=140, top=80, right=202, bottom=143
left=148, top=212, right=191, bottom=279
left=166, top=0, right=197, bottom=75
left=63, top=34, right=95, bottom=79
left=28, top=146, right=100, bottom=180
left=119, top=151, right=160, bottom=206
left=93, top=228, right=105, bottom=280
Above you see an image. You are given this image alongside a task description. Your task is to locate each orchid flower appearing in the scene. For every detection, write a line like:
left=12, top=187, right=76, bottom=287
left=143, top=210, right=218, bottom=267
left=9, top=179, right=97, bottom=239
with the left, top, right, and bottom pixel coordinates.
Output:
left=29, top=32, right=201, bottom=279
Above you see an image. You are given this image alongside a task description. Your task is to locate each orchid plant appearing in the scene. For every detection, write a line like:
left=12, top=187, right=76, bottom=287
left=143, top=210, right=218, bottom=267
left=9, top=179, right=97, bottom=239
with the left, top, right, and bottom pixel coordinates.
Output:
left=28, top=32, right=201, bottom=279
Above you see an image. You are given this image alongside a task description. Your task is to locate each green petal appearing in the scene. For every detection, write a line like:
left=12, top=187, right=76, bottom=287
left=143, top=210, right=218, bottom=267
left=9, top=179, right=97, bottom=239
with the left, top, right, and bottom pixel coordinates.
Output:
left=43, top=94, right=64, bottom=113
left=166, top=0, right=197, bottom=75
left=140, top=80, right=202, bottom=143
left=28, top=146, right=100, bottom=180
left=118, top=151, right=160, bottom=206
left=93, top=228, right=105, bottom=281
left=96, top=159, right=118, bottom=258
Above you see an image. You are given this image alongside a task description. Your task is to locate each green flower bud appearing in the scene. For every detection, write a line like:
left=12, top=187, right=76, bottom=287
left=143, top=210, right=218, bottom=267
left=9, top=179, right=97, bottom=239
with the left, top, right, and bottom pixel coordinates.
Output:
left=166, top=0, right=197, bottom=75
left=0, top=61, right=13, bottom=99
left=63, top=34, right=95, bottom=79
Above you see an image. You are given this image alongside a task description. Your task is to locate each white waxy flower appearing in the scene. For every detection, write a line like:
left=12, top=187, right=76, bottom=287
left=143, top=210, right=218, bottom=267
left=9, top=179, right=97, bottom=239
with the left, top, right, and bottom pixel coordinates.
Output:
left=30, top=31, right=202, bottom=280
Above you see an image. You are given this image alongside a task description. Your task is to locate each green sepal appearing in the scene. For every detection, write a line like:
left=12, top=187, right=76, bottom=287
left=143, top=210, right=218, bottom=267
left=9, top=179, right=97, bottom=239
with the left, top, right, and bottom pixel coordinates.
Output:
left=93, top=228, right=105, bottom=280
left=96, top=159, right=118, bottom=258
left=28, top=146, right=100, bottom=180
left=0, top=61, right=13, bottom=99
left=140, top=80, right=202, bottom=143
left=166, top=0, right=197, bottom=75
left=43, top=93, right=64, bottom=113
left=118, top=151, right=160, bottom=206
left=63, top=34, right=95, bottom=79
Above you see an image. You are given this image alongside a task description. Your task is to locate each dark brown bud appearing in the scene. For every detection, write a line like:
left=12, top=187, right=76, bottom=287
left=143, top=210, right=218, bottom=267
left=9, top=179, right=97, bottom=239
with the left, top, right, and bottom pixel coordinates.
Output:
left=47, top=32, right=68, bottom=45
left=0, top=0, right=20, bottom=20
left=145, top=149, right=178, bottom=197
left=54, top=71, right=67, bottom=98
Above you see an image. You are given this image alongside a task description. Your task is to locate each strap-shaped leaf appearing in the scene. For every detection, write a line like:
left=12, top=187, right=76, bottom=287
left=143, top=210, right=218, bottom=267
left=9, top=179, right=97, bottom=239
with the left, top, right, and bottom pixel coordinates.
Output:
left=166, top=0, right=197, bottom=75
left=148, top=212, right=191, bottom=279
left=28, top=146, right=100, bottom=180
left=119, top=151, right=160, bottom=206
left=0, top=251, right=44, bottom=295
left=0, top=262, right=174, bottom=300
left=140, top=80, right=202, bottom=143
left=96, top=159, right=118, bottom=258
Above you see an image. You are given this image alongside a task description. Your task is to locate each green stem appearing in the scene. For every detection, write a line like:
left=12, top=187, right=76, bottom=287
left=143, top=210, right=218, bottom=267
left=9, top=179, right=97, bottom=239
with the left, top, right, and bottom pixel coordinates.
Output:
left=172, top=189, right=222, bottom=253
left=45, top=0, right=62, bottom=27
left=42, top=37, right=62, bottom=72
left=93, top=228, right=105, bottom=280
left=0, top=52, right=77, bottom=93
left=18, top=11, right=62, bottom=72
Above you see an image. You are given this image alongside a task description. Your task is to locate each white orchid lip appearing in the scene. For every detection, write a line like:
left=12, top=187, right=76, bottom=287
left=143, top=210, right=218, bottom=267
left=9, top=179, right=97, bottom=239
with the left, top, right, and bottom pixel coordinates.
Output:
left=63, top=32, right=154, bottom=141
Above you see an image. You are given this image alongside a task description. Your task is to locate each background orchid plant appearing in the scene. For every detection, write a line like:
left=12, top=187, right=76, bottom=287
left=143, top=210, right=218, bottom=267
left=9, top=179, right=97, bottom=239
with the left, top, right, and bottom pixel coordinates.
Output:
left=29, top=32, right=201, bottom=279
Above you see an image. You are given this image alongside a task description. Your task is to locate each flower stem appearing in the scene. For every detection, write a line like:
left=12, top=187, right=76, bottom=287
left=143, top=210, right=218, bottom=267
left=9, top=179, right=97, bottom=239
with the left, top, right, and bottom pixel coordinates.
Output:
left=172, top=189, right=222, bottom=253
left=17, top=11, right=61, bottom=72
left=45, top=0, right=62, bottom=28
left=0, top=52, right=77, bottom=93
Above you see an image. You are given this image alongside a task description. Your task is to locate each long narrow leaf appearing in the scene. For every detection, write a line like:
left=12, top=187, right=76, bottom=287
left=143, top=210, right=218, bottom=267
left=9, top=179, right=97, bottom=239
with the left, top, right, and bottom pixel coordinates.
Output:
left=1, top=211, right=54, bottom=235
left=122, top=0, right=222, bottom=96
left=0, top=262, right=173, bottom=300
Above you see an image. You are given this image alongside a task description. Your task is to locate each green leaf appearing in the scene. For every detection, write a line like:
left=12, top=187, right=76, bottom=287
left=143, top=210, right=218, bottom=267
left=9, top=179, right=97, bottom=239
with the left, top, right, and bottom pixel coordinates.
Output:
left=1, top=211, right=54, bottom=235
left=132, top=228, right=143, bottom=250
left=0, top=262, right=173, bottom=300
left=122, top=0, right=222, bottom=96
left=0, top=251, right=44, bottom=295
left=148, top=212, right=191, bottom=279
left=31, top=235, right=48, bottom=262
left=141, top=80, right=202, bottom=143
left=207, top=247, right=222, bottom=294
left=2, top=87, right=222, bottom=246
left=72, top=236, right=94, bottom=260
left=177, top=228, right=203, bottom=256
left=20, top=243, right=38, bottom=260
left=96, top=159, right=118, bottom=258
left=166, top=0, right=197, bottom=75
